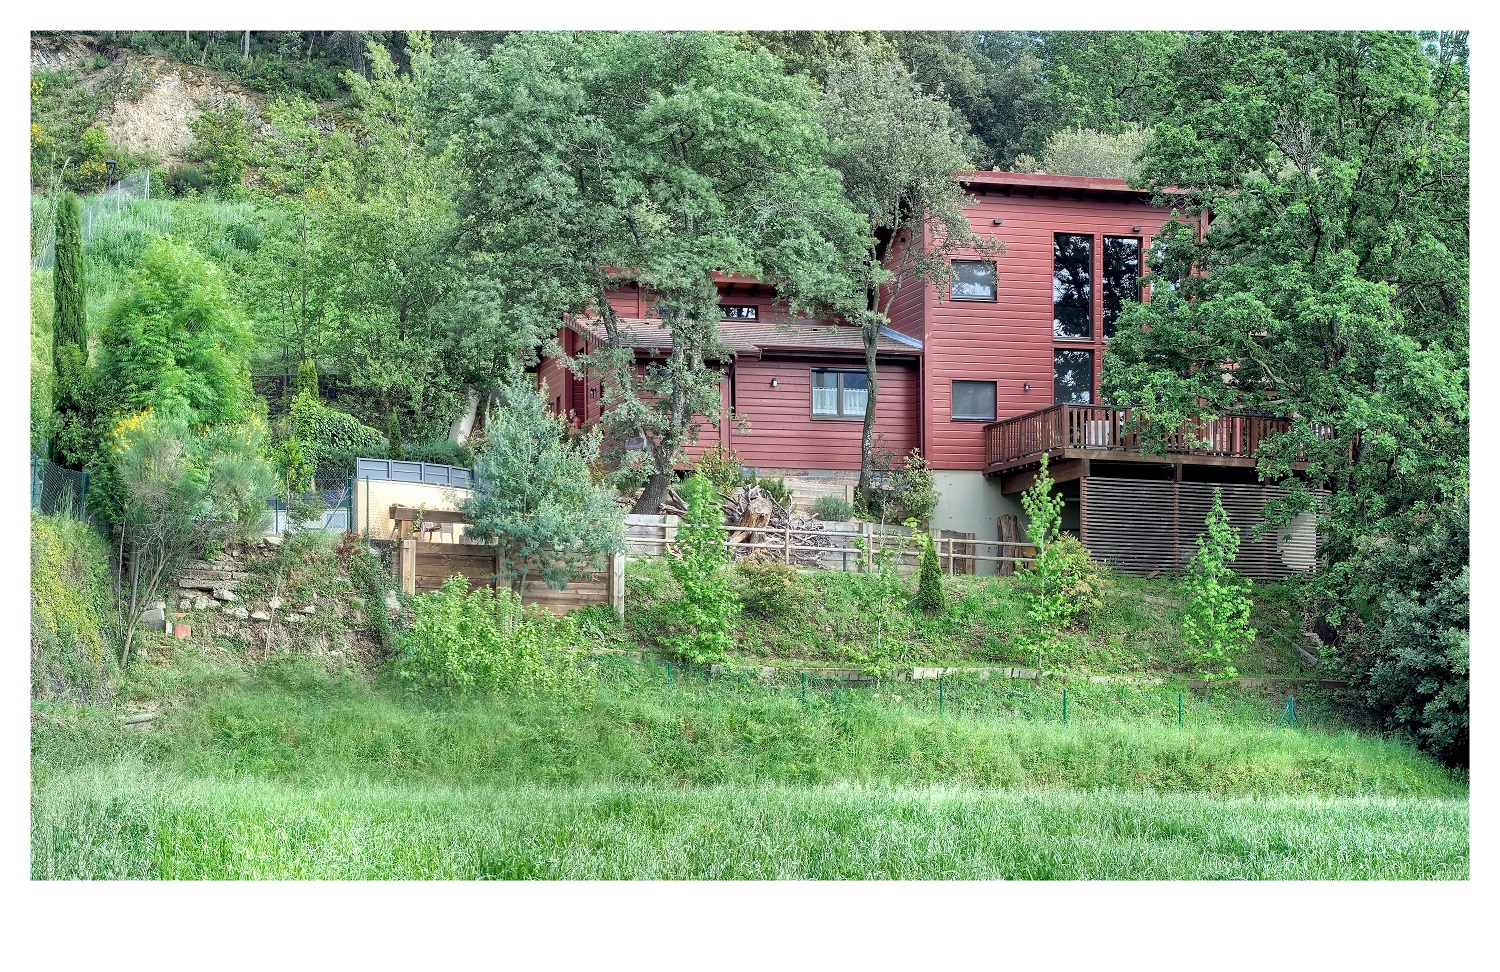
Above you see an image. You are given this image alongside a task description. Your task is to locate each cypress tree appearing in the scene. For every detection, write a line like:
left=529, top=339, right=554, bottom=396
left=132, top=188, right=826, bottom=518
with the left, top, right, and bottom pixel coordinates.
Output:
left=297, top=359, right=319, bottom=400
left=52, top=192, right=87, bottom=369
left=387, top=411, right=403, bottom=460
left=916, top=531, right=944, bottom=613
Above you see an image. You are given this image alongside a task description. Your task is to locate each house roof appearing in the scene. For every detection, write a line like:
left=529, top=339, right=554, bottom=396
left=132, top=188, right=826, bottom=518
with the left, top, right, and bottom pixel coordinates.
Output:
left=568, top=317, right=921, bottom=359
left=958, top=170, right=1159, bottom=201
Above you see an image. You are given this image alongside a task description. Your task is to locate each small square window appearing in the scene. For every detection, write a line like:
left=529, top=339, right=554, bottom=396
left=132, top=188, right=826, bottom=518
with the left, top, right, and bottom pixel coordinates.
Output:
left=951, top=260, right=997, bottom=301
left=951, top=380, right=997, bottom=422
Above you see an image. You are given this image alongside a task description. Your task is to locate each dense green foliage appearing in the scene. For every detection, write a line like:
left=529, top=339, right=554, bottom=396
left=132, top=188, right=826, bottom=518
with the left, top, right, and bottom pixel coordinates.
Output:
left=1019, top=456, right=1074, bottom=651
left=95, top=235, right=253, bottom=429
left=50, top=194, right=90, bottom=466
left=396, top=577, right=591, bottom=697
left=811, top=495, right=854, bottom=521
left=1103, top=31, right=1469, bottom=763
left=1182, top=490, right=1257, bottom=681
left=436, top=30, right=868, bottom=513
left=662, top=475, right=739, bottom=664
left=287, top=391, right=386, bottom=477
left=462, top=380, right=625, bottom=590
left=31, top=515, right=118, bottom=702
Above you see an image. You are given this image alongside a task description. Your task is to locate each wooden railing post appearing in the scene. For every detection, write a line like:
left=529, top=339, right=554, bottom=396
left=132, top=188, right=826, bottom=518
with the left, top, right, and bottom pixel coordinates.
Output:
left=400, top=538, right=417, bottom=595
left=784, top=523, right=792, bottom=564
left=610, top=552, right=625, bottom=619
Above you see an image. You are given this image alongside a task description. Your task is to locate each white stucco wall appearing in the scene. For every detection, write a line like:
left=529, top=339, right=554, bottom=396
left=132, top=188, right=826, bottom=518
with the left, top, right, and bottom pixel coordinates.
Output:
left=930, top=471, right=1025, bottom=576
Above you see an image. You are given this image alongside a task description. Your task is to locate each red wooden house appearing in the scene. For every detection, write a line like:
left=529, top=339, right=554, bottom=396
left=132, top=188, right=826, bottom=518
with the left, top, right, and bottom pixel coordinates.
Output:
left=533, top=173, right=1317, bottom=578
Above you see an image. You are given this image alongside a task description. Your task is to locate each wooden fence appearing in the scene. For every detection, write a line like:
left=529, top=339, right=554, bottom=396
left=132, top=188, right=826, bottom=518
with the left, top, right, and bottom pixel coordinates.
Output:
left=390, top=506, right=623, bottom=616
left=622, top=515, right=1030, bottom=574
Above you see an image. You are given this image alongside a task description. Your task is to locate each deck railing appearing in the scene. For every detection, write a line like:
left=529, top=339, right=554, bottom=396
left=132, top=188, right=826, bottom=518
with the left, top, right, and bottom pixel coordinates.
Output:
left=983, top=405, right=1322, bottom=468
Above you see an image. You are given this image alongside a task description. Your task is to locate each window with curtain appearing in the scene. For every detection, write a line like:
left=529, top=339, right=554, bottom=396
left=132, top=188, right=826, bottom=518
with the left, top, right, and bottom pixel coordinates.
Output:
left=811, top=369, right=868, bottom=418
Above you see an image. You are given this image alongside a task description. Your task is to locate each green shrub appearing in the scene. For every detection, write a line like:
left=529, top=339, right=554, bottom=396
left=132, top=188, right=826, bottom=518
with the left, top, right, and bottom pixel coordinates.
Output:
left=754, top=475, right=792, bottom=509
left=386, top=411, right=403, bottom=460
left=402, top=439, right=473, bottom=468
left=396, top=576, right=590, bottom=697
left=916, top=530, right=944, bottom=613
left=811, top=495, right=854, bottom=521
left=664, top=474, right=739, bottom=664
left=694, top=442, right=741, bottom=490
left=31, top=514, right=118, bottom=702
left=734, top=559, right=806, bottom=619
left=229, top=222, right=262, bottom=252
left=1181, top=488, right=1255, bottom=681
left=288, top=391, right=385, bottom=473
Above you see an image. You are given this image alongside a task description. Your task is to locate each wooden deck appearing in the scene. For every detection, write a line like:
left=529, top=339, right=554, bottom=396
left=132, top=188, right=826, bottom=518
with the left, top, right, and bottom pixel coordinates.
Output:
left=982, top=404, right=1323, bottom=476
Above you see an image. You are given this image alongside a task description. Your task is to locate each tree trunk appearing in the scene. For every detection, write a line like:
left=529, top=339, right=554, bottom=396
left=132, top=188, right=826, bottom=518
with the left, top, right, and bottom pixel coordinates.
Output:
left=633, top=439, right=675, bottom=515
left=856, top=320, right=881, bottom=509
left=243, top=31, right=251, bottom=61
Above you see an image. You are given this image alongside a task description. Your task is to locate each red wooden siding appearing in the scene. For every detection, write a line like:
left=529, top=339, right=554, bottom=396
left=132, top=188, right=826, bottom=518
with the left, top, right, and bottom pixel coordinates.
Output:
left=915, top=187, right=1176, bottom=470
left=729, top=356, right=919, bottom=471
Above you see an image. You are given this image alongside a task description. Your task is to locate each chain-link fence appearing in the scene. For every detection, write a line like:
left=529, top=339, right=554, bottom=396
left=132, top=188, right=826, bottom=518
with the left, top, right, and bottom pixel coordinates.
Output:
left=268, top=475, right=354, bottom=534
left=30, top=455, right=89, bottom=520
left=32, top=171, right=152, bottom=270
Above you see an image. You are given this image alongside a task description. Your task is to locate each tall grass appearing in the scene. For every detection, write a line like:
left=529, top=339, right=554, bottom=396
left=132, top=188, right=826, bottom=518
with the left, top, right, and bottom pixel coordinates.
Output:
left=40, top=654, right=1460, bottom=798
left=33, top=767, right=1469, bottom=880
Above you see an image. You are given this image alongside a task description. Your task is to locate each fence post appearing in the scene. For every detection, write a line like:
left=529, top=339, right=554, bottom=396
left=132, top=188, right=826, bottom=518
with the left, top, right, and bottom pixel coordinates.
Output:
left=863, top=522, right=873, bottom=571
left=947, top=536, right=956, bottom=576
left=783, top=524, right=792, bottom=564
left=363, top=475, right=371, bottom=538
left=400, top=538, right=417, bottom=595
left=80, top=468, right=89, bottom=514
left=610, top=552, right=625, bottom=620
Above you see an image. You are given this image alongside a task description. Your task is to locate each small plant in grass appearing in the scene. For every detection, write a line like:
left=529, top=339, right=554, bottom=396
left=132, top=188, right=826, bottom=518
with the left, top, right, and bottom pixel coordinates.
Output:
left=811, top=495, right=854, bottom=521
left=915, top=529, right=944, bottom=614
left=1181, top=488, right=1255, bottom=681
left=734, top=559, right=806, bottom=619
left=664, top=473, right=739, bottom=664
left=396, top=575, right=590, bottom=697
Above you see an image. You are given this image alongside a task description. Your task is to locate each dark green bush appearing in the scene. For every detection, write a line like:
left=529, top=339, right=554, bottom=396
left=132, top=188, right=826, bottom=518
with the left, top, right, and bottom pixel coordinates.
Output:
left=811, top=495, right=854, bottom=521
left=402, top=439, right=473, bottom=468
left=734, top=558, right=806, bottom=620
left=229, top=222, right=262, bottom=252
left=289, top=392, right=386, bottom=473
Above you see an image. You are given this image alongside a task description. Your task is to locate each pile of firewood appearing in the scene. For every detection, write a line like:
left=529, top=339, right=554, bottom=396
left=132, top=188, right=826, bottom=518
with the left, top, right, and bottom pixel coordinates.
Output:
left=721, top=484, right=845, bottom=567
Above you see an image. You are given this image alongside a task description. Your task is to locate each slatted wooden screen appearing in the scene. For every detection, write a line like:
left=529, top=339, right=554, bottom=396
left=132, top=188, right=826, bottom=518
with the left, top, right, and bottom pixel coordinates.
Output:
left=1080, top=478, right=1321, bottom=580
left=399, top=540, right=623, bottom=616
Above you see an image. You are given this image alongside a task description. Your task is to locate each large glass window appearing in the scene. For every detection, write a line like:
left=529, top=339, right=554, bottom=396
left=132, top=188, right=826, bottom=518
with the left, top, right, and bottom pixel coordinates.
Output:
left=720, top=304, right=759, bottom=320
left=1102, top=236, right=1141, bottom=339
left=812, top=369, right=868, bottom=418
left=950, top=260, right=997, bottom=301
left=1053, top=233, right=1093, bottom=339
left=951, top=380, right=997, bottom=421
left=1054, top=349, right=1093, bottom=404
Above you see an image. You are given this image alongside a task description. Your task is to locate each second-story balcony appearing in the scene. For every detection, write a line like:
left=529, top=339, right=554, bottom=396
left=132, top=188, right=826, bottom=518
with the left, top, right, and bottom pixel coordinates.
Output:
left=982, top=404, right=1326, bottom=475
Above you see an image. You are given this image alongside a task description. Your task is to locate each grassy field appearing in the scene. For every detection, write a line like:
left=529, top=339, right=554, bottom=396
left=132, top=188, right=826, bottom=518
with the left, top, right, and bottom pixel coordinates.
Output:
left=33, top=768, right=1468, bottom=880
left=32, top=650, right=1467, bottom=879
